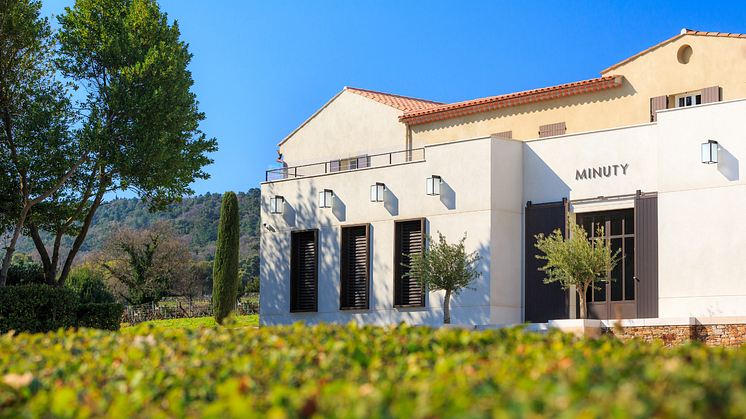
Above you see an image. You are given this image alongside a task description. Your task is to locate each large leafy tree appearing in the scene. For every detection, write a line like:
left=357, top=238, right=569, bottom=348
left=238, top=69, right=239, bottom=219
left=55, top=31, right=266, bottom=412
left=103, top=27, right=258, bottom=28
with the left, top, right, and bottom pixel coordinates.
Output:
left=406, top=232, right=482, bottom=324
left=534, top=218, right=621, bottom=319
left=24, top=0, right=217, bottom=287
left=0, top=0, right=85, bottom=286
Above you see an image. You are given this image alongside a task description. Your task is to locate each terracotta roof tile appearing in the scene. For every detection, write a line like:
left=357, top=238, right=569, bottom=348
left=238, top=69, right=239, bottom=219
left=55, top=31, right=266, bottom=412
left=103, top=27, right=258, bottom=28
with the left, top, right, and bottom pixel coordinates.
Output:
left=345, top=87, right=443, bottom=112
left=399, top=76, right=623, bottom=126
left=601, top=29, right=746, bottom=74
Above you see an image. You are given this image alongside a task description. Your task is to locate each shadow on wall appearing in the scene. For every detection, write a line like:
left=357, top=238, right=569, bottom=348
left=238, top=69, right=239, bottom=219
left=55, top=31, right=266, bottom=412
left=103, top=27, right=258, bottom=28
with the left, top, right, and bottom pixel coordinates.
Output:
left=717, top=144, right=739, bottom=181
left=440, top=178, right=456, bottom=210
left=332, top=195, right=346, bottom=222
left=523, top=146, right=571, bottom=204
left=384, top=188, right=398, bottom=216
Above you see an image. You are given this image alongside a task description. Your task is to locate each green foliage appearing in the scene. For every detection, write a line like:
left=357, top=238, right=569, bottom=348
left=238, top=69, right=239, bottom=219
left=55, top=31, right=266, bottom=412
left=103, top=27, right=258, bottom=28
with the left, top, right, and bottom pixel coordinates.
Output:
left=406, top=232, right=482, bottom=324
left=5, top=324, right=746, bottom=417
left=65, top=264, right=115, bottom=304
left=213, top=192, right=239, bottom=325
left=0, top=0, right=78, bottom=286
left=4, top=259, right=46, bottom=287
left=76, top=303, right=124, bottom=331
left=0, top=284, right=78, bottom=333
left=535, top=217, right=621, bottom=319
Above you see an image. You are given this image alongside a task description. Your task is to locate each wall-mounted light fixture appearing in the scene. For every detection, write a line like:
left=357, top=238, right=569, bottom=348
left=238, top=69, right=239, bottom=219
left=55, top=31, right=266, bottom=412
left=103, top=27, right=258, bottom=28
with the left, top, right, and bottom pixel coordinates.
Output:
left=269, top=195, right=284, bottom=214
left=370, top=183, right=385, bottom=202
left=319, top=189, right=334, bottom=208
left=426, top=175, right=442, bottom=196
left=702, top=140, right=718, bottom=164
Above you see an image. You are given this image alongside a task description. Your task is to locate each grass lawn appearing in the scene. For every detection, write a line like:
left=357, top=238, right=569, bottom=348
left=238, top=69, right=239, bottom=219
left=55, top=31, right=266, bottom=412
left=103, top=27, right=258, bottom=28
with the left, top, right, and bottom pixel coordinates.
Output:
left=121, top=315, right=258, bottom=329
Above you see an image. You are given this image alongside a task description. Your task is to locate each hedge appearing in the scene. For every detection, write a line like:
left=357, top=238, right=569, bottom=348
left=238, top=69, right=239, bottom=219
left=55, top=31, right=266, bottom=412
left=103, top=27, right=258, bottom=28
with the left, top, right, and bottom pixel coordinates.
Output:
left=0, top=284, right=78, bottom=334
left=0, top=284, right=124, bottom=333
left=3, top=322, right=746, bottom=418
left=76, top=303, right=124, bottom=331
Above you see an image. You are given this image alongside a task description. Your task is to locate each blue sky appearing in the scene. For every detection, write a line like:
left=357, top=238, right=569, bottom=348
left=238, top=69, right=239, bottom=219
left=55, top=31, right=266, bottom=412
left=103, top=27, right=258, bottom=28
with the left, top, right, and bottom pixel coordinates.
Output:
left=40, top=0, right=746, bottom=198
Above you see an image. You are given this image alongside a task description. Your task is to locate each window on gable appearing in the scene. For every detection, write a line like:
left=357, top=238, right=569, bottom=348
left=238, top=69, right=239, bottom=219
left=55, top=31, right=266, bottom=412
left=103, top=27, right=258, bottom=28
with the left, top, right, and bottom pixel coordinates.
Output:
left=340, top=224, right=370, bottom=310
left=290, top=230, right=318, bottom=312
left=675, top=92, right=702, bottom=108
left=394, top=219, right=426, bottom=308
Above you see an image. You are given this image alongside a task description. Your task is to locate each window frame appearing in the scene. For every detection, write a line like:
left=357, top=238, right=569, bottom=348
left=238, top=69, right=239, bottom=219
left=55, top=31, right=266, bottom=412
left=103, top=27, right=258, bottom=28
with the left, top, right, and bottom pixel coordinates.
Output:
left=290, top=229, right=319, bottom=313
left=393, top=218, right=426, bottom=308
left=339, top=223, right=371, bottom=310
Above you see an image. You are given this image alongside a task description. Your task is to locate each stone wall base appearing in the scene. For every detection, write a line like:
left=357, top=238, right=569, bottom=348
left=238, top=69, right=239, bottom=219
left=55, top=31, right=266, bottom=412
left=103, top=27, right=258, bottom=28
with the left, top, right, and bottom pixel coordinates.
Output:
left=603, top=323, right=746, bottom=347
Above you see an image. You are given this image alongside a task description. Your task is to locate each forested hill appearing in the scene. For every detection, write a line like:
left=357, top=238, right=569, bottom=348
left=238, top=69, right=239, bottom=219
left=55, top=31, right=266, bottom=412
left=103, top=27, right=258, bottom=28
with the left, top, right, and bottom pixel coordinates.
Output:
left=14, top=189, right=262, bottom=264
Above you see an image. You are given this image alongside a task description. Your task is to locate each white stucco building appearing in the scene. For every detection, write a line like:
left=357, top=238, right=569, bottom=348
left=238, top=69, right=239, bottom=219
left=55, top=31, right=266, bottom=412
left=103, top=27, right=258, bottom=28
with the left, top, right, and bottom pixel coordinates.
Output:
left=260, top=30, right=746, bottom=326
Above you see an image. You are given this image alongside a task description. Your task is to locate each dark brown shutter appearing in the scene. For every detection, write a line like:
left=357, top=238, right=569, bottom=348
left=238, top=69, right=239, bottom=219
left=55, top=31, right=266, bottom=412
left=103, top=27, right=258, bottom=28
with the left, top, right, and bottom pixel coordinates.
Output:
left=357, top=155, right=369, bottom=169
left=525, top=200, right=569, bottom=322
left=635, top=192, right=658, bottom=318
left=290, top=230, right=318, bottom=312
left=539, top=122, right=566, bottom=138
left=330, top=160, right=341, bottom=172
left=394, top=219, right=425, bottom=307
left=702, top=86, right=721, bottom=104
left=650, top=95, right=668, bottom=122
left=494, top=130, right=513, bottom=139
left=340, top=225, right=369, bottom=310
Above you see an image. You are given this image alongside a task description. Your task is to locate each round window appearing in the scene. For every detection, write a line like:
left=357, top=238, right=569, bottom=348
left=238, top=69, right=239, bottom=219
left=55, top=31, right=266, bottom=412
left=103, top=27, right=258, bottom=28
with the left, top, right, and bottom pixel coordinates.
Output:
left=677, top=44, right=693, bottom=64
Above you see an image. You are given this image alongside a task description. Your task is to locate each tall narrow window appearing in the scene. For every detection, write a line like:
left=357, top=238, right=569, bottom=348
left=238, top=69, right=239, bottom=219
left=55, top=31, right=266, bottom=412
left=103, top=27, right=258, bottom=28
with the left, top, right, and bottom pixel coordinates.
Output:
left=290, top=230, right=318, bottom=312
left=340, top=224, right=370, bottom=310
left=394, top=219, right=426, bottom=307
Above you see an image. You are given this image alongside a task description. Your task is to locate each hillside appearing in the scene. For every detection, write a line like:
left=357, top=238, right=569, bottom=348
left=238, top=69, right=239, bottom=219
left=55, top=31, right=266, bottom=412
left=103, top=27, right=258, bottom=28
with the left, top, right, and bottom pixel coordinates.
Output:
left=12, top=189, right=261, bottom=273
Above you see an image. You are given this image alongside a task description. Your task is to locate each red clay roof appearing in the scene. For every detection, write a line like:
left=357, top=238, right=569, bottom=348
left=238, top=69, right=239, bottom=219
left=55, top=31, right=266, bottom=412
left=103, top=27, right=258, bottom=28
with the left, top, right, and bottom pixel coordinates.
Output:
left=345, top=87, right=443, bottom=112
left=601, top=29, right=746, bottom=74
left=400, top=76, right=623, bottom=126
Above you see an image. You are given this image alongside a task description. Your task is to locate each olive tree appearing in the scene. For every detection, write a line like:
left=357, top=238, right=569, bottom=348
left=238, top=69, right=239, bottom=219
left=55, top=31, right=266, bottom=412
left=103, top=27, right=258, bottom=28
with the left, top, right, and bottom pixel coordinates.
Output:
left=406, top=232, right=482, bottom=324
left=534, top=218, right=621, bottom=319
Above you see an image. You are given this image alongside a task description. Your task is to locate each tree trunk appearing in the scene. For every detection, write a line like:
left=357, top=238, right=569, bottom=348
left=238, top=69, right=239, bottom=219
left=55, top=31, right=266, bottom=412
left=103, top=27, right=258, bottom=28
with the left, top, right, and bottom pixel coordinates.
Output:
left=0, top=204, right=30, bottom=286
left=443, top=290, right=451, bottom=324
left=56, top=183, right=106, bottom=287
left=578, top=283, right=589, bottom=319
left=27, top=222, right=56, bottom=286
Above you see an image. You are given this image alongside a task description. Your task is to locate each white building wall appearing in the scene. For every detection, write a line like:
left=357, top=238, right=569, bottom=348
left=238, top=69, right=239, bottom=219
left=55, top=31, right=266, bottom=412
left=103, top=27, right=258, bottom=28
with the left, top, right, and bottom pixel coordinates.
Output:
left=261, top=137, right=520, bottom=326
left=656, top=99, right=746, bottom=317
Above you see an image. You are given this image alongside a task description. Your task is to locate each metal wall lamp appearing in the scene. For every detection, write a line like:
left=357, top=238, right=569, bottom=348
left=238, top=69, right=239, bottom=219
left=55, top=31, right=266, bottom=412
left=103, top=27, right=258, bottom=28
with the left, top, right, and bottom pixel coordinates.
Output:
left=702, top=140, right=718, bottom=164
left=319, top=189, right=334, bottom=208
left=370, top=183, right=385, bottom=202
left=269, top=195, right=284, bottom=214
left=426, top=175, right=442, bottom=196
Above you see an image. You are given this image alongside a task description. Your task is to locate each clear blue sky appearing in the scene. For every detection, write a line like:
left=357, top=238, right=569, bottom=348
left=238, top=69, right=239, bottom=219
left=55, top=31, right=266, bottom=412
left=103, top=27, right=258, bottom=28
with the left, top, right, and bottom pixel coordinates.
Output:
left=40, top=0, right=746, bottom=198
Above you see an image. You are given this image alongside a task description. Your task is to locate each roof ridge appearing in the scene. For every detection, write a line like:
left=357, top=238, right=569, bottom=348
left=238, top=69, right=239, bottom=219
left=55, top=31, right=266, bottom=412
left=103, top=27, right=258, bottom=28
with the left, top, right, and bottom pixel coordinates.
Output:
left=345, top=86, right=444, bottom=105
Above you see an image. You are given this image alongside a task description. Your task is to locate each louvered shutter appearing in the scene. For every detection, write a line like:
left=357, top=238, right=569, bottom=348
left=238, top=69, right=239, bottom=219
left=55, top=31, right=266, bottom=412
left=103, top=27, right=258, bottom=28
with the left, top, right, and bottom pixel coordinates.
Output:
left=539, top=122, right=566, bottom=138
left=635, top=192, right=659, bottom=318
left=394, top=219, right=425, bottom=307
left=290, top=230, right=318, bottom=312
left=650, top=95, right=668, bottom=122
left=330, top=160, right=341, bottom=172
left=357, top=155, right=369, bottom=169
left=494, top=130, right=513, bottom=139
left=340, top=225, right=369, bottom=310
left=702, top=86, right=721, bottom=104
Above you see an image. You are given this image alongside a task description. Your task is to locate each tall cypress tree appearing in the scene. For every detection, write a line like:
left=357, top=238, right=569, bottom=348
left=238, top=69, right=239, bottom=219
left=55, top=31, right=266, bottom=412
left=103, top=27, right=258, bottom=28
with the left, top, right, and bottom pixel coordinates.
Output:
left=213, top=191, right=239, bottom=324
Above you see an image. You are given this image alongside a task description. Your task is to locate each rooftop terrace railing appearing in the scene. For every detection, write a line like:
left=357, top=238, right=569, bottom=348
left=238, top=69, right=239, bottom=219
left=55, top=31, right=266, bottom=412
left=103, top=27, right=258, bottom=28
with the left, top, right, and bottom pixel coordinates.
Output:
left=266, top=147, right=425, bottom=182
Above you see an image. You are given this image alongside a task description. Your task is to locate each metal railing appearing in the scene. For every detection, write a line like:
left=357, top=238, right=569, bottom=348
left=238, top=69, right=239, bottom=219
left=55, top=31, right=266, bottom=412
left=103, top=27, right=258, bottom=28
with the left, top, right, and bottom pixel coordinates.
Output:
left=266, top=147, right=425, bottom=181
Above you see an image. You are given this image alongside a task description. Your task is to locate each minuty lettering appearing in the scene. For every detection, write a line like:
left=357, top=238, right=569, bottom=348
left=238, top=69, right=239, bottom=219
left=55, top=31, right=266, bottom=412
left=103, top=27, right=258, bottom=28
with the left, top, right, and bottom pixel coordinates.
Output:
left=575, top=164, right=628, bottom=181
